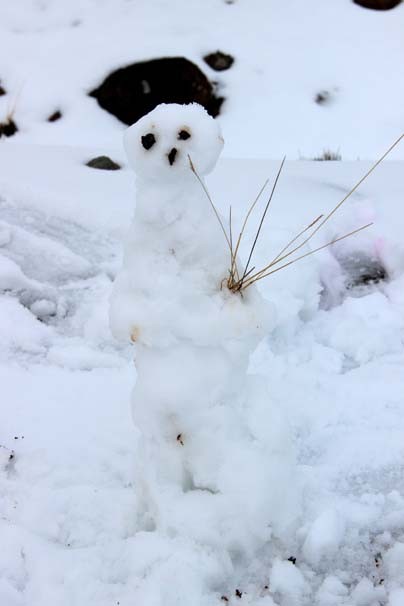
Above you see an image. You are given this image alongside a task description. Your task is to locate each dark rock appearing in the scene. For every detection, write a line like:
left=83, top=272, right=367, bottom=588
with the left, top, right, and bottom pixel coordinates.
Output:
left=342, top=254, right=388, bottom=288
left=203, top=51, right=234, bottom=71
left=315, top=90, right=331, bottom=105
left=0, top=83, right=5, bottom=96
left=48, top=110, right=62, bottom=122
left=89, top=57, right=224, bottom=125
left=86, top=155, right=121, bottom=170
left=0, top=118, right=18, bottom=138
left=353, top=0, right=401, bottom=9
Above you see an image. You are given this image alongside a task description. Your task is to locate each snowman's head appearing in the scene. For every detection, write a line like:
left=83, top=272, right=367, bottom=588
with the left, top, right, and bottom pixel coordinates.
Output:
left=124, top=103, right=224, bottom=182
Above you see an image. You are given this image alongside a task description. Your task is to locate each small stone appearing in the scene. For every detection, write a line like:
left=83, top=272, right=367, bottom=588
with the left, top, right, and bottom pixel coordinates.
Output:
left=0, top=118, right=18, bottom=138
left=0, top=84, right=6, bottom=96
left=315, top=90, right=331, bottom=105
left=48, top=110, right=62, bottom=122
left=203, top=51, right=234, bottom=72
left=86, top=156, right=121, bottom=170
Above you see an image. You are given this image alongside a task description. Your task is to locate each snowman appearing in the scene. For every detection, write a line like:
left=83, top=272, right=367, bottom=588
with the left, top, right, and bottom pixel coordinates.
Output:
left=110, top=103, right=297, bottom=556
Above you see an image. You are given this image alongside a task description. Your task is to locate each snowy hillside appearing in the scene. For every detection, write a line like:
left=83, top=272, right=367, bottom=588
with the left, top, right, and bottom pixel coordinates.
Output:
left=1, top=1, right=404, bottom=606
left=0, top=0, right=403, bottom=159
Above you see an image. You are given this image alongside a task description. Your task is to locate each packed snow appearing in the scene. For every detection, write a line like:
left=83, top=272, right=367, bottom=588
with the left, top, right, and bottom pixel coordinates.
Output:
left=0, top=1, right=404, bottom=605
left=110, top=104, right=298, bottom=572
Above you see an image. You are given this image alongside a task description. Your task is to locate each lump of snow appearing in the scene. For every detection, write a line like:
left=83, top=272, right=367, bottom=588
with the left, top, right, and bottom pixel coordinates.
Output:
left=270, top=559, right=310, bottom=606
left=385, top=542, right=404, bottom=585
left=316, top=575, right=348, bottom=605
left=0, top=579, right=23, bottom=606
left=29, top=298, right=57, bottom=318
left=89, top=57, right=224, bottom=125
left=47, top=343, right=122, bottom=370
left=0, top=295, right=51, bottom=354
left=302, top=509, right=345, bottom=568
left=389, top=588, right=404, bottom=606
left=0, top=222, right=92, bottom=284
left=0, top=254, right=34, bottom=291
left=351, top=578, right=385, bottom=605
left=0, top=224, right=11, bottom=247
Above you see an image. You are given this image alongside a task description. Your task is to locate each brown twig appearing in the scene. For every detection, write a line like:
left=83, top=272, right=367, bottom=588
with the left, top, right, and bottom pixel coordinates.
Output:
left=229, top=177, right=270, bottom=285
left=237, top=133, right=403, bottom=289
left=242, top=223, right=373, bottom=288
left=188, top=155, right=232, bottom=253
left=239, top=156, right=286, bottom=285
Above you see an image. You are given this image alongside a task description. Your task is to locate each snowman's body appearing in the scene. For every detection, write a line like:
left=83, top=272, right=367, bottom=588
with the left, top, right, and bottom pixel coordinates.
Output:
left=110, top=104, right=295, bottom=555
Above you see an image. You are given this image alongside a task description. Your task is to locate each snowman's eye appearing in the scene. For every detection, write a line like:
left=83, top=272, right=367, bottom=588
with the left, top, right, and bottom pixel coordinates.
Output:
left=141, top=133, right=156, bottom=150
left=178, top=129, right=191, bottom=141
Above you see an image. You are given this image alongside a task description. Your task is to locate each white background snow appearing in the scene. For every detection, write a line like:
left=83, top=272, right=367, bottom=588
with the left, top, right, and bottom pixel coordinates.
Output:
left=0, top=1, right=404, bottom=605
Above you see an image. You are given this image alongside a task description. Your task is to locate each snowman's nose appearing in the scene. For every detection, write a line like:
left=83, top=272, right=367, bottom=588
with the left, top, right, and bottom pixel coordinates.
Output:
left=168, top=148, right=177, bottom=165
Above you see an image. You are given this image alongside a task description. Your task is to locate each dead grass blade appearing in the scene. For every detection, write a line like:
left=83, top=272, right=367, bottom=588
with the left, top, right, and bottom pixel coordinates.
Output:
left=271, top=134, right=403, bottom=269
left=240, top=133, right=403, bottom=288
left=240, top=156, right=286, bottom=284
left=270, top=214, right=324, bottom=266
left=243, top=223, right=373, bottom=288
left=188, top=154, right=232, bottom=253
left=230, top=177, right=270, bottom=283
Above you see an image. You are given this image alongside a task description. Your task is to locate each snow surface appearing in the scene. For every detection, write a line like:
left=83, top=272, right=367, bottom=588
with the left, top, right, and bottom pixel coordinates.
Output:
left=1, top=140, right=404, bottom=604
left=0, top=0, right=403, bottom=159
left=0, top=1, right=404, bottom=605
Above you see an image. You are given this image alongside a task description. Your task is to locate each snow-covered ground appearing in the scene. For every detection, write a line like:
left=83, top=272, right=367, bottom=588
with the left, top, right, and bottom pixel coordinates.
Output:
left=0, top=0, right=403, bottom=159
left=1, top=1, right=404, bottom=605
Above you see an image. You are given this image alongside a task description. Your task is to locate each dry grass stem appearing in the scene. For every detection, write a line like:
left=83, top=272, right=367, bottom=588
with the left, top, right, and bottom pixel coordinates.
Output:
left=242, top=223, right=373, bottom=288
left=239, top=156, right=286, bottom=285
left=230, top=177, right=270, bottom=281
left=231, top=133, right=402, bottom=291
left=190, top=134, right=403, bottom=294
left=270, top=214, right=324, bottom=265
left=188, top=155, right=232, bottom=254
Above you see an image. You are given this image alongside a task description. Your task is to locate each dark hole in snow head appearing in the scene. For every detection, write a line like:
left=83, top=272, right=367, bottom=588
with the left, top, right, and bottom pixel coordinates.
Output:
left=178, top=129, right=191, bottom=140
left=141, top=132, right=156, bottom=150
left=89, top=57, right=224, bottom=125
left=353, top=0, right=402, bottom=9
left=0, top=83, right=5, bottom=96
left=168, top=148, right=177, bottom=165
left=0, top=118, right=18, bottom=138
